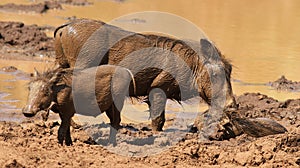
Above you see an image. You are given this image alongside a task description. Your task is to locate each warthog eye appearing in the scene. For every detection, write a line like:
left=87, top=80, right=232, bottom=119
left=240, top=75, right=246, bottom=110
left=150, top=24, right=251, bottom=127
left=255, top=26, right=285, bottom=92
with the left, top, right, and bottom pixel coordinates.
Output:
left=43, top=88, right=51, bottom=96
left=39, top=85, right=51, bottom=96
left=44, top=91, right=49, bottom=96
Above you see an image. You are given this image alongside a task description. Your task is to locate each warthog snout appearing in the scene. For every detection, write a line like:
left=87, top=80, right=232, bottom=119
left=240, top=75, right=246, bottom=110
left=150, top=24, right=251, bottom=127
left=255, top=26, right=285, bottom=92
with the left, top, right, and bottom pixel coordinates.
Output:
left=22, top=106, right=38, bottom=118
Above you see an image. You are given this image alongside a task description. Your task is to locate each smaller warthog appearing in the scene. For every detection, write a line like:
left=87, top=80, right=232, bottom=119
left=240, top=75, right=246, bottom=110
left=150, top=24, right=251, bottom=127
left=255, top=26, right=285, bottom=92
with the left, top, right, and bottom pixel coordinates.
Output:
left=23, top=65, right=135, bottom=145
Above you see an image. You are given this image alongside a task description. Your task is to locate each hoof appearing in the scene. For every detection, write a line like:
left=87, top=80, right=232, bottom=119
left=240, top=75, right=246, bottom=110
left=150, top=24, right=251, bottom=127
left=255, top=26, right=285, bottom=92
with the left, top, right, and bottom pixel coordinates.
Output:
left=58, top=138, right=64, bottom=146
left=201, top=122, right=222, bottom=140
left=65, top=140, right=73, bottom=146
left=151, top=116, right=165, bottom=131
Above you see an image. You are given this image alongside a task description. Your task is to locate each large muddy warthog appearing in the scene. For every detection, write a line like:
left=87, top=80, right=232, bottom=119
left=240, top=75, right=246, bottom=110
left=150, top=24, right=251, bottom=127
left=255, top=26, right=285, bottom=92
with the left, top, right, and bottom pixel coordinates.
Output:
left=53, top=19, right=237, bottom=137
left=53, top=19, right=288, bottom=140
left=23, top=65, right=135, bottom=145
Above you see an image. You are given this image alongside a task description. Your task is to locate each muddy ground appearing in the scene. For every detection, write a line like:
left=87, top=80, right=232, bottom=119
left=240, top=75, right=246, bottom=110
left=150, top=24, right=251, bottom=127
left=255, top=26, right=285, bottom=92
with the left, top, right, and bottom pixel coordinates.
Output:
left=0, top=21, right=299, bottom=167
left=0, top=93, right=299, bottom=167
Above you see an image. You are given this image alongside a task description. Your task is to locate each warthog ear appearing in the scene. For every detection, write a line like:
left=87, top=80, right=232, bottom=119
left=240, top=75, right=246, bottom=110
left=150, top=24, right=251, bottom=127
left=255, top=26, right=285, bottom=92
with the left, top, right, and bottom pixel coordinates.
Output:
left=49, top=70, right=62, bottom=84
left=34, top=67, right=40, bottom=77
left=200, top=39, right=219, bottom=60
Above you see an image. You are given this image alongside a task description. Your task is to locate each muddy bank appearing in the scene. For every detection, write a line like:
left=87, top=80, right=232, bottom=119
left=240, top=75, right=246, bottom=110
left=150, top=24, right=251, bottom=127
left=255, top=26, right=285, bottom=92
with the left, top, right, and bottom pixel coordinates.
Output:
left=0, top=1, right=62, bottom=14
left=56, top=0, right=93, bottom=6
left=0, top=21, right=54, bottom=57
left=0, top=93, right=299, bottom=167
left=0, top=0, right=92, bottom=14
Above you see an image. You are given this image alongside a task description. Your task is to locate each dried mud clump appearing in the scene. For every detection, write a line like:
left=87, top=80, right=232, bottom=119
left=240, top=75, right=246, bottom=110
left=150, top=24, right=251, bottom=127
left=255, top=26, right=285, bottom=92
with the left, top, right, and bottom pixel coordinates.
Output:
left=0, top=21, right=54, bottom=57
left=268, top=75, right=300, bottom=91
left=0, top=1, right=62, bottom=14
left=237, top=92, right=300, bottom=127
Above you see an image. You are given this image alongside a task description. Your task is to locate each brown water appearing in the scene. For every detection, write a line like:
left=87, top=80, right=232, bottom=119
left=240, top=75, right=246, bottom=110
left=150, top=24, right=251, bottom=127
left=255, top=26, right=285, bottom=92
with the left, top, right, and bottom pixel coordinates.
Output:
left=0, top=0, right=299, bottom=121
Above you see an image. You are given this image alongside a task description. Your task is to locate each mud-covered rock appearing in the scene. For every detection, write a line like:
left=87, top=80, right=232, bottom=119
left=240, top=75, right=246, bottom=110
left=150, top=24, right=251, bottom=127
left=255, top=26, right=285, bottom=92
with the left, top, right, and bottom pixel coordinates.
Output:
left=268, top=75, right=300, bottom=91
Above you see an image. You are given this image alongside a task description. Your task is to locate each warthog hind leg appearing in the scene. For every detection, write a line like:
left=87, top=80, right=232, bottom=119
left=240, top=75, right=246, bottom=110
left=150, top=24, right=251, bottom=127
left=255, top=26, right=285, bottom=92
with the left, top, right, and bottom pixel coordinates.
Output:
left=105, top=104, right=121, bottom=146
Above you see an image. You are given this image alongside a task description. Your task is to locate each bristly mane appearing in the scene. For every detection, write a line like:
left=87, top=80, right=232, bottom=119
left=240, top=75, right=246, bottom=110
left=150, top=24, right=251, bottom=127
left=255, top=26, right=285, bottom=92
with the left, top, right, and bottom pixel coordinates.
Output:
left=31, top=68, right=73, bottom=85
left=143, top=34, right=231, bottom=88
left=31, top=68, right=58, bottom=82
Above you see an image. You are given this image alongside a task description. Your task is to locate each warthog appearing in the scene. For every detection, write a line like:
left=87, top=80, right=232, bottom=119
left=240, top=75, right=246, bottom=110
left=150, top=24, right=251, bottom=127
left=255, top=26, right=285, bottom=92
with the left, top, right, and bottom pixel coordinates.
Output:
left=52, top=19, right=288, bottom=140
left=23, top=65, right=135, bottom=145
left=53, top=19, right=237, bottom=137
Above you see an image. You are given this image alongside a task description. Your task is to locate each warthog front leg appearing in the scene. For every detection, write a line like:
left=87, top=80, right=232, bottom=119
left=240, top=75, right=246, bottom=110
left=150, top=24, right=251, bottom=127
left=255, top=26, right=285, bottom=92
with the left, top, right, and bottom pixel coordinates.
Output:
left=147, top=88, right=167, bottom=131
left=48, top=102, right=81, bottom=129
left=58, top=112, right=73, bottom=146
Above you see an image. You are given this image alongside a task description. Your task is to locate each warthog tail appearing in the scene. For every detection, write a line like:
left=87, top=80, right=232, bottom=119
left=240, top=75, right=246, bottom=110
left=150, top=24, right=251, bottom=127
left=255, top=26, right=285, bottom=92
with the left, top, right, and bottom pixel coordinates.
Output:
left=125, top=68, right=136, bottom=96
left=54, top=22, right=72, bottom=38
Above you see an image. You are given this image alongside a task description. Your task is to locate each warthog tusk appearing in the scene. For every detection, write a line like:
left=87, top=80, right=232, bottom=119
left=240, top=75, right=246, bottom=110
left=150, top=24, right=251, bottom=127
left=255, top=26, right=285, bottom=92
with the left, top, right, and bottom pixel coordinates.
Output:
left=42, top=101, right=58, bottom=121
